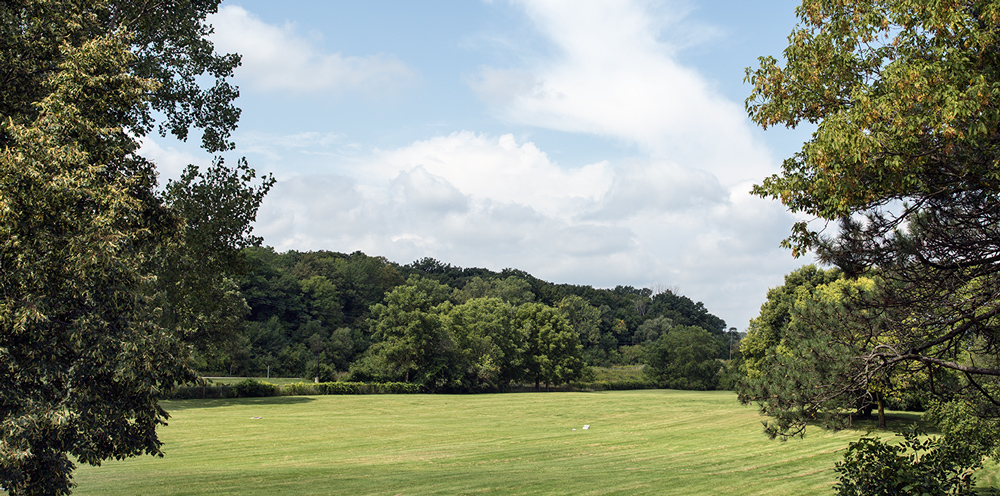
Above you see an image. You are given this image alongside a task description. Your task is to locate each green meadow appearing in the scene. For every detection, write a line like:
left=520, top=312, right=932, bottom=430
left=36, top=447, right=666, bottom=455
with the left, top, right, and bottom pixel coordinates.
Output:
left=71, top=390, right=993, bottom=495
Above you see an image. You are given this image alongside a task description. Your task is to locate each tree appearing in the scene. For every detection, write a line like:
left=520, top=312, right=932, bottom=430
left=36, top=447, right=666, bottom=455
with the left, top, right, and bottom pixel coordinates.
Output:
left=745, top=0, right=1000, bottom=485
left=645, top=326, right=724, bottom=390
left=516, top=303, right=585, bottom=391
left=359, top=278, right=460, bottom=390
left=0, top=1, right=262, bottom=493
left=453, top=276, right=536, bottom=306
left=155, top=159, right=273, bottom=357
left=557, top=295, right=602, bottom=347
left=632, top=315, right=675, bottom=345
left=739, top=265, right=842, bottom=383
left=446, top=297, right=520, bottom=391
left=740, top=276, right=894, bottom=435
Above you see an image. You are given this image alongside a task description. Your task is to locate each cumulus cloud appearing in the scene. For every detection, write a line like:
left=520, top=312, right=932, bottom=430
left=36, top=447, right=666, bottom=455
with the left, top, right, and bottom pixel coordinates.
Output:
left=468, top=0, right=774, bottom=185
left=256, top=132, right=633, bottom=271
left=236, top=1, right=808, bottom=329
left=251, top=130, right=802, bottom=329
left=209, top=5, right=415, bottom=93
left=354, top=131, right=614, bottom=221
left=136, top=136, right=212, bottom=184
left=586, top=159, right=726, bottom=220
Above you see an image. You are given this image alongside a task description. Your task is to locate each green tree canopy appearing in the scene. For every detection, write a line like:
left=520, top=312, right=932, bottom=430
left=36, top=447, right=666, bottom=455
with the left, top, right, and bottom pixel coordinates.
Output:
left=739, top=265, right=842, bottom=382
left=748, top=0, right=1000, bottom=425
left=516, top=303, right=585, bottom=391
left=746, top=0, right=1000, bottom=486
left=645, top=326, right=724, bottom=390
left=358, top=278, right=459, bottom=389
left=0, top=1, right=266, bottom=493
left=453, top=276, right=536, bottom=306
left=446, top=297, right=520, bottom=391
left=557, top=295, right=602, bottom=347
left=740, top=276, right=889, bottom=435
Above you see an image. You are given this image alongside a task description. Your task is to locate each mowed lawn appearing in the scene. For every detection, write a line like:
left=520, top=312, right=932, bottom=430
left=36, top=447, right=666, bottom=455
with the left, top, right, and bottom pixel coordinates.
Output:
left=68, top=390, right=975, bottom=495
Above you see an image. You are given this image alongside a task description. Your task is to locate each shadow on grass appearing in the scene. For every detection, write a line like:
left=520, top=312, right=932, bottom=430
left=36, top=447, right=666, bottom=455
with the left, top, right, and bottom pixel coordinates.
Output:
left=161, top=395, right=317, bottom=411
left=843, top=411, right=938, bottom=434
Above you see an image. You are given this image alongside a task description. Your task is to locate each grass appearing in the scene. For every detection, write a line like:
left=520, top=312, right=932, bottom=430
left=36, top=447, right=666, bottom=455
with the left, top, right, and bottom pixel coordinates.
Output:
left=71, top=390, right=996, bottom=495
left=587, top=365, right=646, bottom=383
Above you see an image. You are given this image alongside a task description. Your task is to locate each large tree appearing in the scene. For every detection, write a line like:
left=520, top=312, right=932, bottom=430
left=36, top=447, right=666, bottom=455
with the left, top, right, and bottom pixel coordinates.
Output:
left=516, top=303, right=585, bottom=391
left=739, top=265, right=842, bottom=385
left=745, top=0, right=1000, bottom=463
left=0, top=1, right=266, bottom=493
left=645, top=325, right=724, bottom=391
left=446, top=297, right=521, bottom=392
left=358, top=277, right=460, bottom=389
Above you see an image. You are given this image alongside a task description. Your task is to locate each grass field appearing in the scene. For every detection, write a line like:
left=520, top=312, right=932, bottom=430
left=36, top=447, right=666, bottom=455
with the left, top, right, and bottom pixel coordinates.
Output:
left=71, top=390, right=997, bottom=495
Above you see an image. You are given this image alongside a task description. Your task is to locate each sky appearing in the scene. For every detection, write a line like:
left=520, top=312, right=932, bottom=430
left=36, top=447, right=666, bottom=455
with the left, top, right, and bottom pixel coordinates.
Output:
left=140, top=0, right=819, bottom=331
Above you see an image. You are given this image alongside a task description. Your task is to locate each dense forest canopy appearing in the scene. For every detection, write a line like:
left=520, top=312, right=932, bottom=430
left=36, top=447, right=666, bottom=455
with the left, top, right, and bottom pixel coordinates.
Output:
left=199, top=247, right=731, bottom=392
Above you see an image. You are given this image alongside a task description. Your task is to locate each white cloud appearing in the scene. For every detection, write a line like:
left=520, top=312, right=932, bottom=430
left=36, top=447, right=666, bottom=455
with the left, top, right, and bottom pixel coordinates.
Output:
left=359, top=131, right=614, bottom=221
left=252, top=130, right=803, bottom=328
left=586, top=159, right=725, bottom=220
left=137, top=136, right=212, bottom=184
left=233, top=1, right=810, bottom=329
left=208, top=5, right=415, bottom=93
left=469, top=0, right=775, bottom=186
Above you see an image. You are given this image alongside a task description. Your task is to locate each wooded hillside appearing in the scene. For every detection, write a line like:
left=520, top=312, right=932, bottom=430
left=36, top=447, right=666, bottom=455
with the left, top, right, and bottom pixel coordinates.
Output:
left=195, top=247, right=732, bottom=392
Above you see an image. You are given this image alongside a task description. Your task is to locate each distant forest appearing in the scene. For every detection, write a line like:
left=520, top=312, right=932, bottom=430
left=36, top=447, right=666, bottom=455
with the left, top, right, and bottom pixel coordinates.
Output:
left=195, top=247, right=736, bottom=391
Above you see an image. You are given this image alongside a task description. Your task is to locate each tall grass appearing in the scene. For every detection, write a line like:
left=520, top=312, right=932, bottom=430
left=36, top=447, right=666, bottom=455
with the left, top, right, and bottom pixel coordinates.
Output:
left=71, top=390, right=995, bottom=495
left=587, top=365, right=646, bottom=383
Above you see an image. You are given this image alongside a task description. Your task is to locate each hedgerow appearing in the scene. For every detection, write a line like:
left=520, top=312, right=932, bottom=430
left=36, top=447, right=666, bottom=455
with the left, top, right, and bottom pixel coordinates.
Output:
left=166, top=380, right=420, bottom=399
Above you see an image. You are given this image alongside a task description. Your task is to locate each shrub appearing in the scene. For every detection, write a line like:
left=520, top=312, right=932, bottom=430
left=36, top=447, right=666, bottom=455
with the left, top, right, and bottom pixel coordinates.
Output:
left=834, top=428, right=983, bottom=495
left=233, top=378, right=277, bottom=398
left=277, top=381, right=421, bottom=396
left=165, top=385, right=233, bottom=399
left=281, top=382, right=317, bottom=396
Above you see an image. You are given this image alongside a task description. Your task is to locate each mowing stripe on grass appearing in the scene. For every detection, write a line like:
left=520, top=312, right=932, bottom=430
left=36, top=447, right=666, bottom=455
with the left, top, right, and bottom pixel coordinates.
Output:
left=70, top=390, right=993, bottom=495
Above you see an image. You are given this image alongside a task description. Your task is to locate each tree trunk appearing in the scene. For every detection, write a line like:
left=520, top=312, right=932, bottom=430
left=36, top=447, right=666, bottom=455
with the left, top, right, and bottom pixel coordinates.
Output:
left=877, top=394, right=886, bottom=429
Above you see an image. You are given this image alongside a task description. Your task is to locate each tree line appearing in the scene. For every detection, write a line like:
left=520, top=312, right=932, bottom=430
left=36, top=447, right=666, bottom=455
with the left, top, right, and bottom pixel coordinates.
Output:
left=10, top=0, right=1000, bottom=493
left=205, top=248, right=733, bottom=393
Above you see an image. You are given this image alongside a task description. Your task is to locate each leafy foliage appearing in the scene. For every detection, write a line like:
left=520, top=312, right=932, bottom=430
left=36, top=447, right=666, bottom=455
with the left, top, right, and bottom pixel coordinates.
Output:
left=747, top=0, right=1000, bottom=402
left=446, top=297, right=521, bottom=391
left=0, top=0, right=268, bottom=493
left=746, top=0, right=1000, bottom=488
left=232, top=379, right=277, bottom=398
left=232, top=249, right=728, bottom=387
left=644, top=326, right=724, bottom=390
left=516, top=302, right=585, bottom=390
left=361, top=278, right=459, bottom=389
left=834, top=428, right=983, bottom=496
left=0, top=29, right=186, bottom=494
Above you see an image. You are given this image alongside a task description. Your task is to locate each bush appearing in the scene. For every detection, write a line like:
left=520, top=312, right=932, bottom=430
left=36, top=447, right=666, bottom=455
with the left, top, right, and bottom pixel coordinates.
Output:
left=278, top=381, right=420, bottom=396
left=281, top=382, right=318, bottom=396
left=165, top=384, right=233, bottom=399
left=233, top=378, right=277, bottom=398
left=567, top=380, right=655, bottom=391
left=834, top=428, right=983, bottom=495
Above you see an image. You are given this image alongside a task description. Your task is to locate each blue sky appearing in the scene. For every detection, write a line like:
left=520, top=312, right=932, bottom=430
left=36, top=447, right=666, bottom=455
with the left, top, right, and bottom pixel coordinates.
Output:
left=141, top=0, right=817, bottom=330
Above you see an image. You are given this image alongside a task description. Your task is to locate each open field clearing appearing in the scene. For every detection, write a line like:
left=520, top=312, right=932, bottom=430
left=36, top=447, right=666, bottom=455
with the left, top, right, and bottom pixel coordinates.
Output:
left=72, top=390, right=994, bottom=495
